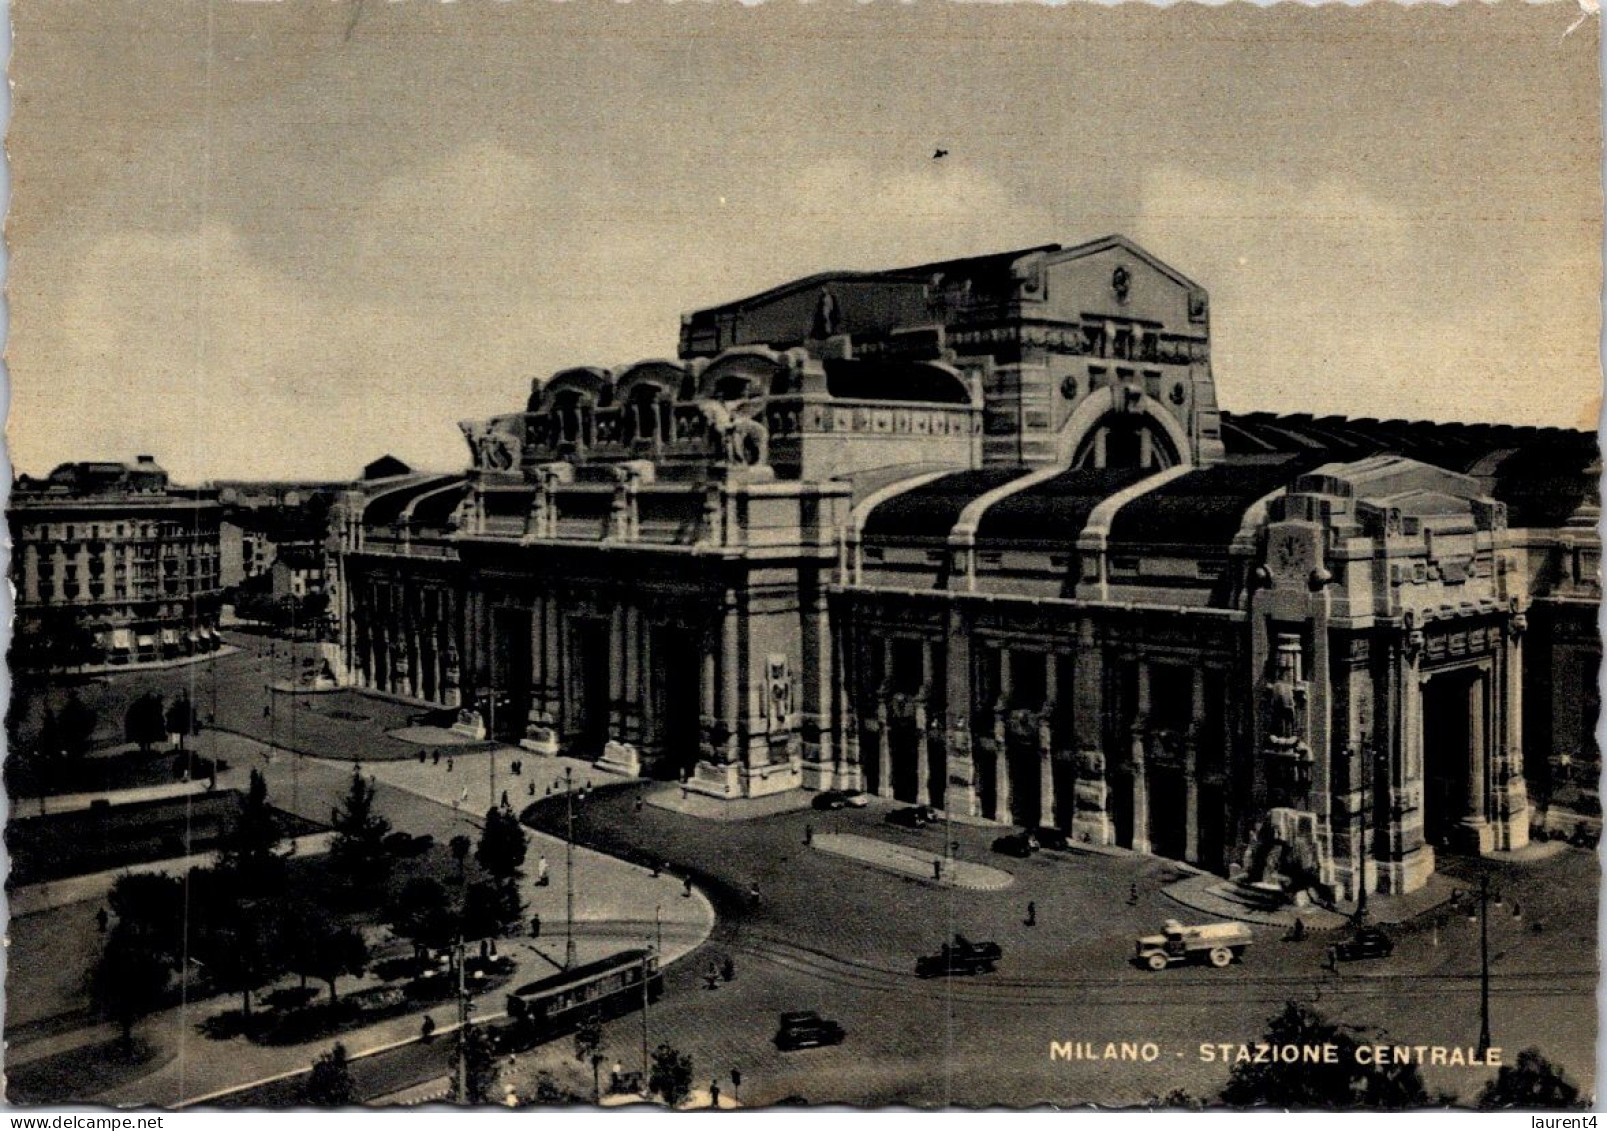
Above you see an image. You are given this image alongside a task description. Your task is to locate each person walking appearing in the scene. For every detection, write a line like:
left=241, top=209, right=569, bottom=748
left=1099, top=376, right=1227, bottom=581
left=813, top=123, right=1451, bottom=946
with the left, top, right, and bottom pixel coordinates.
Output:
left=683, top=875, right=693, bottom=898
left=804, top=823, right=813, bottom=846
left=1025, top=900, right=1037, bottom=927
left=96, top=906, right=109, bottom=933
left=537, top=855, right=550, bottom=886
left=710, top=1080, right=721, bottom=1109
left=530, top=913, right=541, bottom=938
left=433, top=749, right=440, bottom=765
left=447, top=757, right=454, bottom=772
left=501, top=789, right=510, bottom=810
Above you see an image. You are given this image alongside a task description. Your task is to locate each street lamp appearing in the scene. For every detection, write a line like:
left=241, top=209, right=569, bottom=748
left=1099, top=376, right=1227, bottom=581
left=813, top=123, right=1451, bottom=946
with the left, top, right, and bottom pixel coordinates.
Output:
left=1464, top=872, right=1501, bottom=1056
left=564, top=765, right=579, bottom=969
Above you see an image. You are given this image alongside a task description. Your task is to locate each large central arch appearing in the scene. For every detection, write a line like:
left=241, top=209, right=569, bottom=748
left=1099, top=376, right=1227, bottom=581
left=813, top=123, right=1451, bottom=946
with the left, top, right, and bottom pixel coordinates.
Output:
left=1055, top=386, right=1191, bottom=471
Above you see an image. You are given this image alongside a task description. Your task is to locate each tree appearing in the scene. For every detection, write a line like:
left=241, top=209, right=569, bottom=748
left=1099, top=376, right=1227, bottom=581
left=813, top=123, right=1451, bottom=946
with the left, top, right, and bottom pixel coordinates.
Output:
left=124, top=692, right=167, bottom=754
left=285, top=909, right=369, bottom=1005
left=649, top=1042, right=693, bottom=1108
left=1221, top=1002, right=1428, bottom=1109
left=574, top=1012, right=605, bottom=1102
left=106, top=873, right=187, bottom=968
left=88, top=923, right=172, bottom=1052
left=462, top=880, right=521, bottom=942
left=191, top=891, right=284, bottom=1018
left=384, top=877, right=458, bottom=959
left=305, top=1043, right=357, bottom=1107
left=454, top=1024, right=498, bottom=1105
left=165, top=694, right=195, bottom=750
left=216, top=768, right=285, bottom=895
left=449, top=834, right=472, bottom=879
left=58, top=693, right=99, bottom=759
left=1478, top=1049, right=1582, bottom=1110
left=329, top=767, right=392, bottom=890
left=476, top=807, right=528, bottom=885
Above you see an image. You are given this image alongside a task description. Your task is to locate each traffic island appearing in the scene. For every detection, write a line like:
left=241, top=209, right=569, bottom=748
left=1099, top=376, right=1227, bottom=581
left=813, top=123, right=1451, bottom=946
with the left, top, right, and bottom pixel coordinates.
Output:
left=810, top=833, right=1014, bottom=891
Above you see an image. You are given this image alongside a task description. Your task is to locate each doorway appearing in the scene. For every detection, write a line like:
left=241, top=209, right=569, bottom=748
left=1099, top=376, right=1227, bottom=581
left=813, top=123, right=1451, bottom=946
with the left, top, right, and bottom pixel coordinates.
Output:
left=1422, top=670, right=1478, bottom=850
left=654, top=626, right=703, bottom=780
left=568, top=620, right=611, bottom=758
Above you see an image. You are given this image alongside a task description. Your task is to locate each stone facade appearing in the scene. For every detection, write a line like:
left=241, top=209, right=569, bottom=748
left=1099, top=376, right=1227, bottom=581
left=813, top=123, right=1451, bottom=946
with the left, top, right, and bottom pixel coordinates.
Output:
left=339, top=235, right=1601, bottom=897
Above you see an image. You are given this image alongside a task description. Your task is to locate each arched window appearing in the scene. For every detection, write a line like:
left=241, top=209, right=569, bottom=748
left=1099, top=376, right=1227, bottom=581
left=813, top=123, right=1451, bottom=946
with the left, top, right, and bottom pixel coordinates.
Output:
left=625, top=385, right=664, bottom=444
left=1072, top=417, right=1179, bottom=471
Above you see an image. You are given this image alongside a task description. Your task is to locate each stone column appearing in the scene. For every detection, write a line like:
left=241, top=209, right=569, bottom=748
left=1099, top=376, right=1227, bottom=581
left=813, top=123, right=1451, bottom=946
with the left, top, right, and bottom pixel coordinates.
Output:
left=1130, top=659, right=1152, bottom=854
left=994, top=648, right=1013, bottom=823
left=608, top=601, right=626, bottom=737
left=837, top=612, right=864, bottom=792
left=1039, top=654, right=1060, bottom=828
left=1462, top=671, right=1493, bottom=853
left=637, top=610, right=655, bottom=751
left=1184, top=667, right=1205, bottom=864
left=719, top=592, right=741, bottom=764
left=914, top=640, right=932, bottom=805
left=1496, top=623, right=1530, bottom=850
left=1071, top=621, right=1112, bottom=844
left=874, top=640, right=893, bottom=798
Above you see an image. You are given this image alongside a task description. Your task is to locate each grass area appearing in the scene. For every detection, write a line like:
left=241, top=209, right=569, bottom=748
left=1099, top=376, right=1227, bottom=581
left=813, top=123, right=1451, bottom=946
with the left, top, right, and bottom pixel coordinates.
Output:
left=6, top=791, right=324, bottom=886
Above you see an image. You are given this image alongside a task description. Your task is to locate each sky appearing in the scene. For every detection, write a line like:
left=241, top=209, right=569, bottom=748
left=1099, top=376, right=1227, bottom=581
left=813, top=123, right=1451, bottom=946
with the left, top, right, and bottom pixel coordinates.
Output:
left=6, top=0, right=1601, bottom=483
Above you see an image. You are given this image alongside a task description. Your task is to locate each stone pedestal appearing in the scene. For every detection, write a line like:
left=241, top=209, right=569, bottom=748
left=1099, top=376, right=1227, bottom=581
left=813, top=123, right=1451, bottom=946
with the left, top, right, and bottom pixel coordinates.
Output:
left=450, top=710, right=486, bottom=741
left=596, top=740, right=641, bottom=778
left=520, top=724, right=561, bottom=756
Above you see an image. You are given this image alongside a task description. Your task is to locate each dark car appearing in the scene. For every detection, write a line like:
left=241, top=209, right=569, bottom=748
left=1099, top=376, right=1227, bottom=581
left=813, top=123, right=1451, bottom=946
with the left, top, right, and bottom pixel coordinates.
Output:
left=915, top=934, right=1002, bottom=978
left=1031, top=826, right=1073, bottom=852
left=991, top=831, right=1039, bottom=858
left=886, top=805, right=938, bottom=829
left=1332, top=926, right=1395, bottom=963
left=774, top=1010, right=846, bottom=1051
left=812, top=789, right=870, bottom=811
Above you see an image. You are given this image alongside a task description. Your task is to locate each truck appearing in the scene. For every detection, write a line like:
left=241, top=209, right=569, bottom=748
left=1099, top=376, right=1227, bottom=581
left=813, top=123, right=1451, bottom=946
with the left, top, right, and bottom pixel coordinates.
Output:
left=1135, top=919, right=1253, bottom=971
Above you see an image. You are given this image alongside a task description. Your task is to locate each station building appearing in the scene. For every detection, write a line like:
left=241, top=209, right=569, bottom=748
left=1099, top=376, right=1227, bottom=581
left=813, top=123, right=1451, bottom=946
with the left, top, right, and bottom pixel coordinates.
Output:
left=337, top=236, right=1601, bottom=898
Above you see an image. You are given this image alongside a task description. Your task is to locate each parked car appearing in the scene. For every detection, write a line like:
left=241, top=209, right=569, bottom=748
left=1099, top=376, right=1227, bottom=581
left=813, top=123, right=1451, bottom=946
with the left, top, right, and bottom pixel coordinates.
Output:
left=1331, top=926, right=1394, bottom=963
left=812, top=789, right=870, bottom=811
left=991, top=831, right=1040, bottom=858
left=915, top=935, right=1002, bottom=978
left=773, top=1010, right=847, bottom=1051
left=1135, top=920, right=1253, bottom=970
left=886, top=805, right=939, bottom=829
left=1031, top=826, right=1073, bottom=852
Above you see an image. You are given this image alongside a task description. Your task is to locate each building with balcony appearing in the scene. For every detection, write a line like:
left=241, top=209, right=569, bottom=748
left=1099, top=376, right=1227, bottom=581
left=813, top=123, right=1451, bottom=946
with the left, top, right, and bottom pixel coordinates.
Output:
left=10, top=456, right=224, bottom=668
left=338, top=235, right=1600, bottom=900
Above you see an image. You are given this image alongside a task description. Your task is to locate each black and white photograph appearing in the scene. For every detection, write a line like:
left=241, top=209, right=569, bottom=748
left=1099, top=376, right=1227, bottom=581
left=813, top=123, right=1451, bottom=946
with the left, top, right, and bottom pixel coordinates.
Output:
left=2, top=0, right=1601, bottom=1113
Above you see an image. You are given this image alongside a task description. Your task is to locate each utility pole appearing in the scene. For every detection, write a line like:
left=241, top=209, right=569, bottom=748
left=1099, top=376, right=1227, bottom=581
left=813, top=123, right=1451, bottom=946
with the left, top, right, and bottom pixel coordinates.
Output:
left=1476, top=873, right=1493, bottom=1056
left=565, top=766, right=578, bottom=969
left=639, top=948, right=651, bottom=1097
left=455, top=937, right=469, bottom=1102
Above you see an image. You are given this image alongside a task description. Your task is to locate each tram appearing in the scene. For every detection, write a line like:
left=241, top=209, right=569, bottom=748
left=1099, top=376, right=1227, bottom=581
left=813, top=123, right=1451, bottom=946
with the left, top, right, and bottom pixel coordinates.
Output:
left=503, top=947, right=662, bottom=1041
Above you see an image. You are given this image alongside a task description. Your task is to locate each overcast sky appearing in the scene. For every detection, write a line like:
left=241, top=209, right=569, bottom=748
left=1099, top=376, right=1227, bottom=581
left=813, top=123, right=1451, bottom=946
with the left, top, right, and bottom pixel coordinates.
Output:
left=7, top=1, right=1600, bottom=482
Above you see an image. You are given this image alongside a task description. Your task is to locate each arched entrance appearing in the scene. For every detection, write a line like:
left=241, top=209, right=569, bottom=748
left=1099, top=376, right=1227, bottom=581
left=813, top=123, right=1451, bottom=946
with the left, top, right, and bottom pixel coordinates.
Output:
left=1422, top=667, right=1489, bottom=852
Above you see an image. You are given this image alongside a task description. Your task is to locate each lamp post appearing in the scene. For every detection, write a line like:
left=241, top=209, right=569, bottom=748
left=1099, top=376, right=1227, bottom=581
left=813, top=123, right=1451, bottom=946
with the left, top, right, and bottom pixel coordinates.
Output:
left=1468, top=873, right=1502, bottom=1056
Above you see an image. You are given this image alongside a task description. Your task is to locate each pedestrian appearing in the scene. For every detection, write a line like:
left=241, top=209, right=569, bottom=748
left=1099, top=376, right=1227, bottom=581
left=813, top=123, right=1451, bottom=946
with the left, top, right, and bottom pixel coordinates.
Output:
left=705, top=961, right=720, bottom=990
left=418, top=749, right=426, bottom=764
left=433, top=749, right=441, bottom=765
left=447, top=757, right=454, bottom=772
left=683, top=876, right=693, bottom=898
left=537, top=855, right=550, bottom=886
left=1127, top=882, right=1139, bottom=906
left=1289, top=917, right=1307, bottom=942
left=748, top=883, right=760, bottom=908
left=933, top=858, right=943, bottom=881
left=635, top=795, right=644, bottom=813
left=96, top=906, right=109, bottom=933
left=710, top=1080, right=721, bottom=1109
left=1026, top=900, right=1037, bottom=927
left=528, top=782, right=536, bottom=797
left=501, top=789, right=510, bottom=809
left=611, top=1061, right=622, bottom=1094
left=421, top=1015, right=436, bottom=1043
left=804, top=822, right=813, bottom=846
left=530, top=913, right=541, bottom=938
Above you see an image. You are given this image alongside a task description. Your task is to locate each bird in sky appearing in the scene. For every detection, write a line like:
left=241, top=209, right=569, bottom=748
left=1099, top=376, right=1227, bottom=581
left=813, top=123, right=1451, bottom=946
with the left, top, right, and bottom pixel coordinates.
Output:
left=933, top=147, right=949, bottom=160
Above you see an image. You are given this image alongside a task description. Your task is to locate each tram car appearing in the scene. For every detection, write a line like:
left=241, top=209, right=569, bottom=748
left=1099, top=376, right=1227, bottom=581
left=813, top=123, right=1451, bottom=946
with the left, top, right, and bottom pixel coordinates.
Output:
left=504, top=947, right=663, bottom=1043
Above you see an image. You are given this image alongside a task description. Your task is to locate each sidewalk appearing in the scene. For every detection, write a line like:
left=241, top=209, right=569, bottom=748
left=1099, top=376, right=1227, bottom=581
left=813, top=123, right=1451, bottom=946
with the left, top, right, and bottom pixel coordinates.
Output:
left=13, top=777, right=210, bottom=818
left=645, top=784, right=813, bottom=822
left=811, top=833, right=1015, bottom=891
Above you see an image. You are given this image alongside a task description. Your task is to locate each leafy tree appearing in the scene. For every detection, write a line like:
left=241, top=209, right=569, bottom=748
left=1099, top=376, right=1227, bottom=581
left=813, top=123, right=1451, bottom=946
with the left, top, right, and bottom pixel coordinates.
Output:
left=215, top=768, right=285, bottom=895
left=192, top=892, right=284, bottom=1017
left=462, top=880, right=521, bottom=942
left=476, top=807, right=528, bottom=885
left=454, top=1023, right=498, bottom=1105
left=1221, top=1002, right=1429, bottom=1109
left=574, top=1012, right=605, bottom=1102
left=1477, top=1048, right=1583, bottom=1110
left=58, top=693, right=99, bottom=759
left=329, top=767, right=392, bottom=890
left=305, top=1043, right=357, bottom=1107
left=384, top=877, right=458, bottom=959
left=106, top=872, right=188, bottom=968
left=165, top=694, right=194, bottom=750
left=124, top=692, right=167, bottom=754
left=449, top=834, right=472, bottom=878
left=285, top=909, right=369, bottom=1005
left=649, top=1042, right=693, bottom=1108
left=88, top=922, right=172, bottom=1052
